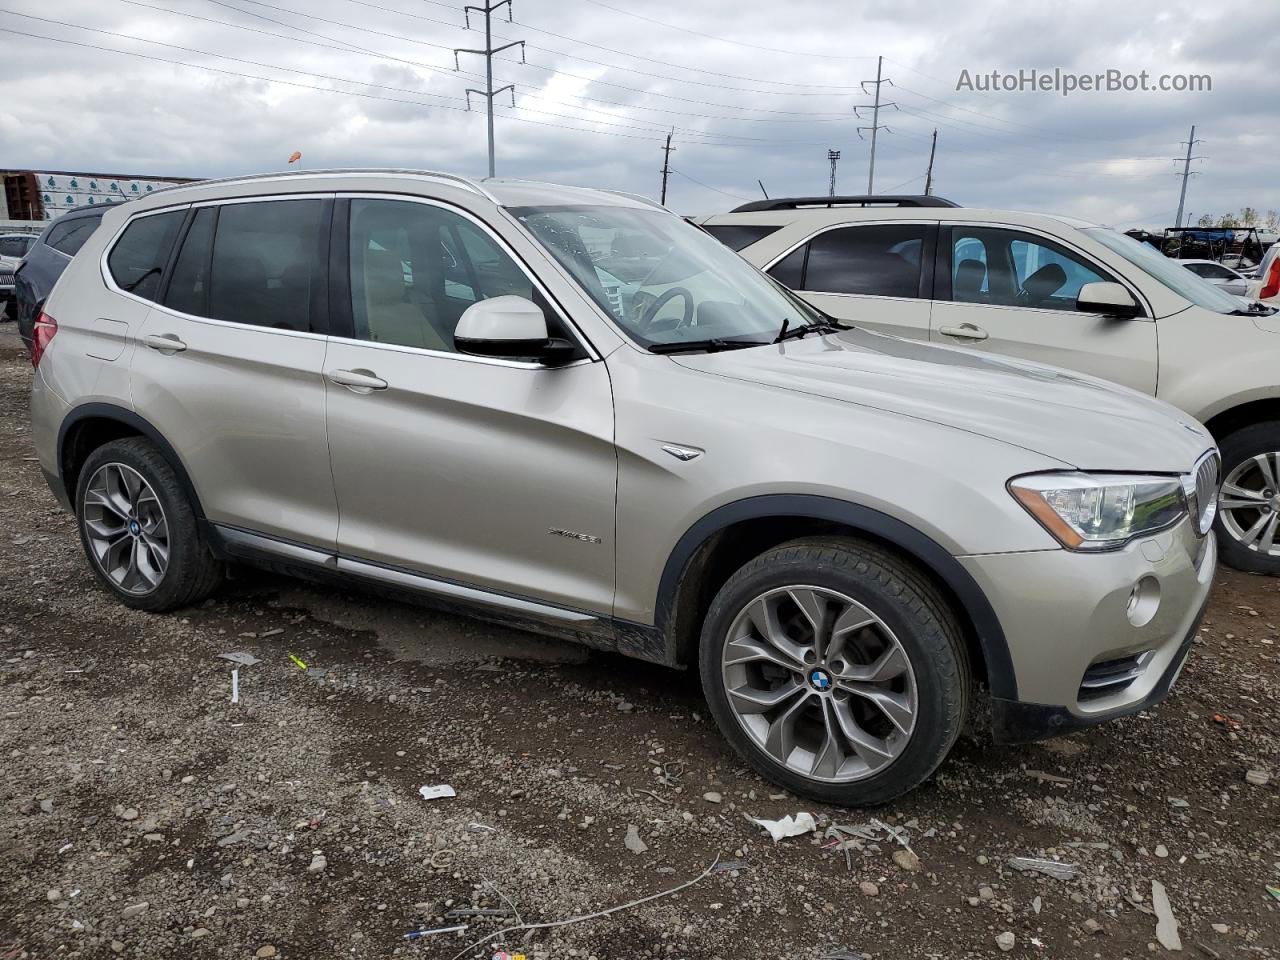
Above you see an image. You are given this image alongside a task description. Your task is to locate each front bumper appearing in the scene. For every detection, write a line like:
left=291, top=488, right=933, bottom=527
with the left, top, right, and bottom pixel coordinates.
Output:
left=960, top=517, right=1216, bottom=743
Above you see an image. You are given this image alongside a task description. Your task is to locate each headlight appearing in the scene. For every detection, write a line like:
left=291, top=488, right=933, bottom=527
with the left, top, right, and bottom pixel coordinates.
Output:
left=1009, top=473, right=1187, bottom=551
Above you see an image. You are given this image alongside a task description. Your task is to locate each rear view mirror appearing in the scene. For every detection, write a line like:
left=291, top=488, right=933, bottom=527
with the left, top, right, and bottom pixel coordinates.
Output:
left=454, top=296, right=578, bottom=365
left=1077, top=281, right=1141, bottom=318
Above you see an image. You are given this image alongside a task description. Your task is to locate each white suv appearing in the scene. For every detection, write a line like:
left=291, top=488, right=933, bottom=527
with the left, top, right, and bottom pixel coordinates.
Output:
left=703, top=196, right=1280, bottom=575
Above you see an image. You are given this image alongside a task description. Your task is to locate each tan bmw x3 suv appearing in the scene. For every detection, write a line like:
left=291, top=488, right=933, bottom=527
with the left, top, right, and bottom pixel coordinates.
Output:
left=31, top=171, right=1219, bottom=804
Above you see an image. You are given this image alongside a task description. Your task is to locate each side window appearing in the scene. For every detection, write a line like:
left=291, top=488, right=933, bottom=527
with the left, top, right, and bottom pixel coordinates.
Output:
left=950, top=228, right=1110, bottom=311
left=702, top=223, right=782, bottom=252
left=349, top=198, right=545, bottom=354
left=47, top=218, right=99, bottom=256
left=164, top=207, right=216, bottom=317
left=803, top=224, right=928, bottom=298
left=768, top=244, right=807, bottom=289
left=107, top=210, right=185, bottom=301
left=207, top=199, right=327, bottom=331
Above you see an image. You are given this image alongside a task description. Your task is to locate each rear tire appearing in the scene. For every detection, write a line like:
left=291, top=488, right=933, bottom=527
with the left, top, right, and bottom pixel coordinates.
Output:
left=75, top=438, right=222, bottom=611
left=698, top=536, right=970, bottom=806
left=1215, top=422, right=1280, bottom=575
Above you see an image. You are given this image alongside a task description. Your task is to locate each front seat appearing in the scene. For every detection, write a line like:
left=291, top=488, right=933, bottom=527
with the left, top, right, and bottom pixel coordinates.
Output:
left=1018, top=263, right=1068, bottom=309
left=954, top=258, right=987, bottom=301
left=361, top=248, right=449, bottom=352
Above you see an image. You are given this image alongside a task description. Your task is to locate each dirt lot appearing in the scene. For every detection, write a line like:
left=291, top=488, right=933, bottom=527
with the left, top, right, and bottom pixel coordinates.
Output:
left=0, top=326, right=1277, bottom=960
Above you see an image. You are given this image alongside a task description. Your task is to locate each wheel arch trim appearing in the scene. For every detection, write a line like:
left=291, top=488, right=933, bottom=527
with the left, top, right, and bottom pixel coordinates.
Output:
left=655, top=494, right=1017, bottom=699
left=56, top=402, right=206, bottom=519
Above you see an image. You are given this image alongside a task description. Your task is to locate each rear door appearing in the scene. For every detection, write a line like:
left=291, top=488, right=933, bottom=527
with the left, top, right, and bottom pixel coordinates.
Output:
left=929, top=224, right=1157, bottom=393
left=127, top=195, right=338, bottom=547
left=764, top=222, right=936, bottom=339
left=323, top=195, right=617, bottom=614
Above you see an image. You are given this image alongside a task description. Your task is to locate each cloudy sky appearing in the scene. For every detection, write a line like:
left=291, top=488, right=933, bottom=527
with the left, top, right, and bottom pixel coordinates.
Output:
left=2, top=0, right=1276, bottom=227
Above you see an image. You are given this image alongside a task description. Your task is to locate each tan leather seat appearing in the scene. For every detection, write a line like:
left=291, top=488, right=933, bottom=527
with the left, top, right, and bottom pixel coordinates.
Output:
left=362, top=248, right=449, bottom=352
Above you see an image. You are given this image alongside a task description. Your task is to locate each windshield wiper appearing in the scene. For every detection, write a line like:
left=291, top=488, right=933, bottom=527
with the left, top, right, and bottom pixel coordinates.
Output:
left=775, top=317, right=849, bottom=342
left=648, top=338, right=768, bottom=354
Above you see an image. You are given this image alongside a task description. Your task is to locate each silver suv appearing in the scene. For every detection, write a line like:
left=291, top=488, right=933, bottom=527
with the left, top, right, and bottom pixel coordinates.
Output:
left=31, top=171, right=1219, bottom=804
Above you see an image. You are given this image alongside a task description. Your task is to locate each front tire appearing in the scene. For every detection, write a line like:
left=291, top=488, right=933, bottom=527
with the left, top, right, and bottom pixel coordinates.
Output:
left=699, top=537, right=970, bottom=806
left=75, top=438, right=222, bottom=611
left=1215, top=422, right=1280, bottom=575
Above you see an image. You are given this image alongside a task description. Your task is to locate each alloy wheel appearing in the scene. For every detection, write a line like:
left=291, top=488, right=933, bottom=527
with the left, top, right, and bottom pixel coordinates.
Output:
left=1218, top=452, right=1280, bottom=557
left=720, top=585, right=917, bottom=783
left=82, top=463, right=170, bottom=594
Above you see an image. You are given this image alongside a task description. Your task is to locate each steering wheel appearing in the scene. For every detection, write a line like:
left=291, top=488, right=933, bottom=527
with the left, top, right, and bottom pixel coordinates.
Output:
left=638, top=286, right=695, bottom=332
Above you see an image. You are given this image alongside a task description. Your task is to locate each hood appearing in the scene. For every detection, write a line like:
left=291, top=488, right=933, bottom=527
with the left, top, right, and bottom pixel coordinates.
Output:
left=672, top=328, right=1212, bottom=472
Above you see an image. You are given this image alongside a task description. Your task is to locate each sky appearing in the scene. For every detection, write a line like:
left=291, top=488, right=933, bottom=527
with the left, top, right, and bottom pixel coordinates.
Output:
left=1, top=0, right=1277, bottom=228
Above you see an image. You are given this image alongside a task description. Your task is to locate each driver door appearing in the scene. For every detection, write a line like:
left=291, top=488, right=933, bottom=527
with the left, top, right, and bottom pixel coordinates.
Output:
left=929, top=225, right=1157, bottom=393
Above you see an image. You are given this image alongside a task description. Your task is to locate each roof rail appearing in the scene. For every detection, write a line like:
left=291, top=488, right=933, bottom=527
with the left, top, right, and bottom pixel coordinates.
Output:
left=145, top=168, right=497, bottom=202
left=729, top=195, right=960, bottom=213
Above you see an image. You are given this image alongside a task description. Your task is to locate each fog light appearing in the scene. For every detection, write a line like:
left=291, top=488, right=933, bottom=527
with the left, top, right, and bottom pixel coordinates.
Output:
left=1126, top=576, right=1160, bottom=627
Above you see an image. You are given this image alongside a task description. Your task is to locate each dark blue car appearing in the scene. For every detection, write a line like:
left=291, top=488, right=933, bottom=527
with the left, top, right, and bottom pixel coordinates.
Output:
left=14, top=205, right=115, bottom=349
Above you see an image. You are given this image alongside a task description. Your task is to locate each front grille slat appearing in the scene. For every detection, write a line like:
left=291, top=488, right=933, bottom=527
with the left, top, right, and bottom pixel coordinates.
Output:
left=1194, top=451, right=1221, bottom=536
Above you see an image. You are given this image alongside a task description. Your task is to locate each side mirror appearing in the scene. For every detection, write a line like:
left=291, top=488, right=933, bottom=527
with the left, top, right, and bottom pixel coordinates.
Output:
left=1077, top=281, right=1141, bottom=318
left=454, top=296, right=579, bottom=365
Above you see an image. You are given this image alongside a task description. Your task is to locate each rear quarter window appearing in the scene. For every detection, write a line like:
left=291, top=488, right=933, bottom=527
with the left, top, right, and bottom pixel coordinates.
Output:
left=107, top=210, right=185, bottom=301
left=701, top=223, right=782, bottom=252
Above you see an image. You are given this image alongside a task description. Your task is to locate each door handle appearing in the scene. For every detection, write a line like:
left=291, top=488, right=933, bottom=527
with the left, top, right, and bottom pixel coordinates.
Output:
left=326, top=368, right=389, bottom=393
left=938, top=324, right=989, bottom=341
left=142, top=333, right=187, bottom=353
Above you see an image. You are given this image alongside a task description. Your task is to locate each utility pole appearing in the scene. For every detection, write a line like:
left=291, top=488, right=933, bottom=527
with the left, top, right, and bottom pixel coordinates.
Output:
left=454, top=0, right=525, bottom=178
left=1173, top=124, right=1205, bottom=228
left=827, top=149, right=841, bottom=197
left=924, top=129, right=938, bottom=196
left=659, top=129, right=675, bottom=205
left=856, top=56, right=897, bottom=194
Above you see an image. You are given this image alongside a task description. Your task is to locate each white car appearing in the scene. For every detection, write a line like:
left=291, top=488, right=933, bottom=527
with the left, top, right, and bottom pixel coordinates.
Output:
left=701, top=195, right=1280, bottom=575
left=1247, top=242, right=1280, bottom=305
left=1177, top=258, right=1250, bottom=297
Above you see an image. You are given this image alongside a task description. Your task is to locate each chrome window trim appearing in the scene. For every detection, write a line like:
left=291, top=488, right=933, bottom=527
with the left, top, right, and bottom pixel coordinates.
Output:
left=337, top=190, right=602, bottom=364
left=99, top=202, right=192, bottom=307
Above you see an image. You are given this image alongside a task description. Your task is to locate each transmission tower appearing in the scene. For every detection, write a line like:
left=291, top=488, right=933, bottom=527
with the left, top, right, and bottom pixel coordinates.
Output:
left=855, top=56, right=898, bottom=194
left=453, top=0, right=525, bottom=178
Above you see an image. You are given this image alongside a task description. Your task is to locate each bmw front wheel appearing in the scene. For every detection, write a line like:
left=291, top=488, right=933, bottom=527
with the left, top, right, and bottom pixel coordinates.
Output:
left=699, top=537, right=970, bottom=805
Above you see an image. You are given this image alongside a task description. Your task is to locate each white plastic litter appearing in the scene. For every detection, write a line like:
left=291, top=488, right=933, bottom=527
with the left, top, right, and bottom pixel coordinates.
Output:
left=750, top=812, right=817, bottom=841
left=230, top=668, right=240, bottom=705
left=418, top=784, right=457, bottom=801
left=218, top=652, right=262, bottom=666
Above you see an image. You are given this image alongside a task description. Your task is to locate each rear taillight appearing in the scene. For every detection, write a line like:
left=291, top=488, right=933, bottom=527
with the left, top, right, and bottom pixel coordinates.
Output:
left=1261, top=257, right=1280, bottom=301
left=31, top=312, right=57, bottom=368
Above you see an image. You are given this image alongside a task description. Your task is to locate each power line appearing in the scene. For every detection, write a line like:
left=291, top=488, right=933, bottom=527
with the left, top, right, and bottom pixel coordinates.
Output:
left=575, top=0, right=876, bottom=60
left=453, top=0, right=525, bottom=177
left=669, top=169, right=751, bottom=202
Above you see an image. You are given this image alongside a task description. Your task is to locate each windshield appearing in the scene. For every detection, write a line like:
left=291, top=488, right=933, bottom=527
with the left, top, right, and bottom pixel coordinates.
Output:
left=509, top=204, right=821, bottom=348
left=1084, top=227, right=1245, bottom=314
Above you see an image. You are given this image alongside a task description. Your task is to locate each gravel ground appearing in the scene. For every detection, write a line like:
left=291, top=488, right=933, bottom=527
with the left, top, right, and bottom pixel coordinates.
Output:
left=1, top=326, right=1277, bottom=960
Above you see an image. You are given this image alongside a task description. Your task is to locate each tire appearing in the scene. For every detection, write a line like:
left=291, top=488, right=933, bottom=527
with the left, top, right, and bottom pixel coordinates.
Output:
left=699, top=536, right=970, bottom=806
left=74, top=438, right=222, bottom=611
left=1215, top=422, right=1280, bottom=575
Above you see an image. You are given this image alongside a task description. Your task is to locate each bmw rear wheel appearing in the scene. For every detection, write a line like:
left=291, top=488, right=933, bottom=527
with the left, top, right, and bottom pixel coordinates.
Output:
left=75, top=438, right=222, bottom=610
left=700, top=537, right=970, bottom=805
